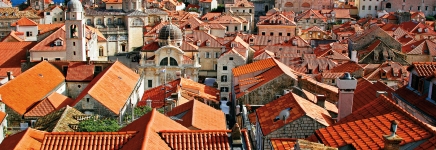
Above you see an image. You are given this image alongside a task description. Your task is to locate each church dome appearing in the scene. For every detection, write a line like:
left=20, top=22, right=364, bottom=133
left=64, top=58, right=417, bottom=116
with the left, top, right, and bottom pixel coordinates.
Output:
left=158, top=24, right=183, bottom=40
left=67, top=0, right=83, bottom=12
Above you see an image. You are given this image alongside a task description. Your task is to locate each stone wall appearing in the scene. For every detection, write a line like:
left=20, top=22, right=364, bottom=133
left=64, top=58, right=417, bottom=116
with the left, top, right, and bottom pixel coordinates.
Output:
left=237, top=74, right=296, bottom=105
left=66, top=82, right=89, bottom=99
left=263, top=116, right=327, bottom=150
left=351, top=27, right=401, bottom=51
left=299, top=78, right=338, bottom=102
left=73, top=96, right=119, bottom=120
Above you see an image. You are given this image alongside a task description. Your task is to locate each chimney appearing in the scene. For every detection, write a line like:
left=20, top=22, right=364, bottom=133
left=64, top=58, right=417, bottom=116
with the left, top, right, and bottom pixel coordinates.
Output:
left=336, top=72, right=357, bottom=121
left=7, top=71, right=13, bottom=81
left=376, top=91, right=388, bottom=97
left=146, top=98, right=152, bottom=107
left=383, top=120, right=402, bottom=150
left=86, top=57, right=91, bottom=65
left=351, top=50, right=358, bottom=62
left=316, top=94, right=326, bottom=108
left=231, top=123, right=243, bottom=148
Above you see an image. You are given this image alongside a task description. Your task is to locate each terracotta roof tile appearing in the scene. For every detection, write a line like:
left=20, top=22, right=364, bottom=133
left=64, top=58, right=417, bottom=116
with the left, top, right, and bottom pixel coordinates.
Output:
left=139, top=79, right=179, bottom=108
left=65, top=62, right=95, bottom=82
left=407, top=62, right=436, bottom=76
left=233, top=58, right=276, bottom=76
left=257, top=13, right=296, bottom=26
left=256, top=93, right=332, bottom=135
left=352, top=79, right=395, bottom=111
left=329, top=61, right=363, bottom=73
left=37, top=23, right=64, bottom=35
left=41, top=131, right=137, bottom=150
left=73, top=61, right=139, bottom=115
left=11, top=17, right=38, bottom=26
left=119, top=109, right=189, bottom=150
left=0, top=30, right=24, bottom=42
left=0, top=128, right=46, bottom=150
left=0, top=61, right=65, bottom=115
left=394, top=85, right=436, bottom=120
left=141, top=42, right=160, bottom=52
left=33, top=106, right=83, bottom=132
left=0, top=42, right=34, bottom=78
left=185, top=30, right=222, bottom=47
left=24, top=92, right=74, bottom=117
left=270, top=138, right=297, bottom=150
left=200, top=12, right=221, bottom=21
left=159, top=130, right=231, bottom=150
left=30, top=26, right=66, bottom=52
left=166, top=100, right=226, bottom=130
left=316, top=95, right=434, bottom=149
left=415, top=136, right=436, bottom=149
left=0, top=111, right=6, bottom=123
left=295, top=9, right=327, bottom=22
left=180, top=78, right=220, bottom=102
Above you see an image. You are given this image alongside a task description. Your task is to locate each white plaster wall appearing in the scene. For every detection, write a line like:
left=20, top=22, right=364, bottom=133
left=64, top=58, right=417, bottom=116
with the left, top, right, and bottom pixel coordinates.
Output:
left=16, top=26, right=38, bottom=41
left=30, top=51, right=66, bottom=61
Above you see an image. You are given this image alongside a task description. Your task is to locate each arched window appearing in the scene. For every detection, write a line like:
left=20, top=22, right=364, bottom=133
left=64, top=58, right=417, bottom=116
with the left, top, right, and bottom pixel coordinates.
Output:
left=70, top=24, right=78, bottom=38
left=107, top=18, right=112, bottom=25
left=386, top=3, right=391, bottom=8
left=159, top=57, right=178, bottom=66
left=86, top=19, right=91, bottom=25
left=132, top=18, right=144, bottom=26
left=264, top=5, right=269, bottom=12
left=362, top=5, right=366, bottom=10
left=97, top=18, right=102, bottom=25
left=99, top=47, right=104, bottom=56
left=117, top=18, right=123, bottom=24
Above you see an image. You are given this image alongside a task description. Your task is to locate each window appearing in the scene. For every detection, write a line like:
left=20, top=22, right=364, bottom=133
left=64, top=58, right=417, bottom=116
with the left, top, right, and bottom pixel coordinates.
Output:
left=73, top=51, right=76, bottom=55
left=46, top=12, right=50, bottom=15
left=270, top=32, right=273, bottom=36
left=229, top=57, right=233, bottom=60
left=99, top=47, right=104, bottom=56
left=431, top=84, right=436, bottom=100
left=262, top=32, right=265, bottom=35
left=235, top=26, right=237, bottom=31
left=426, top=6, right=428, bottom=11
left=94, top=66, right=103, bottom=74
left=410, top=6, right=412, bottom=10
left=55, top=58, right=61, bottom=61
left=418, top=6, right=421, bottom=11
left=26, top=31, right=32, bottom=37
left=362, top=5, right=365, bottom=10
left=279, top=32, right=282, bottom=36
left=78, top=85, right=82, bottom=88
left=287, top=33, right=291, bottom=36
left=205, top=52, right=210, bottom=58
left=411, top=74, right=420, bottom=90
left=368, top=5, right=371, bottom=10
left=223, top=66, right=228, bottom=70
left=226, top=26, right=229, bottom=31
left=375, top=6, right=378, bottom=10
left=148, top=80, right=152, bottom=87
left=73, top=42, right=75, bottom=46
left=215, top=52, right=219, bottom=58
left=107, top=18, right=112, bottom=25
left=117, top=18, right=122, bottom=24
left=132, top=18, right=144, bottom=26
left=97, top=18, right=102, bottom=25
left=386, top=3, right=391, bottom=8
left=249, top=9, right=252, bottom=13
left=60, top=18, right=63, bottom=21
left=159, top=57, right=178, bottom=66
left=86, top=19, right=91, bottom=25
left=220, top=87, right=229, bottom=92
left=221, top=75, right=228, bottom=82
left=54, top=18, right=57, bottom=21
left=244, top=26, right=247, bottom=31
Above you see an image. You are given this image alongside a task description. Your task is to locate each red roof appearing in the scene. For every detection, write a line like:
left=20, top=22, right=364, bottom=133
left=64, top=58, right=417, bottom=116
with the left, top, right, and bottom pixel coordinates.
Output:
left=29, top=26, right=66, bottom=52
left=11, top=17, right=38, bottom=26
left=415, top=136, right=436, bottom=149
left=166, top=100, right=226, bottom=130
left=315, top=95, right=435, bottom=149
left=352, top=80, right=394, bottom=111
left=256, top=93, right=333, bottom=135
left=0, top=111, right=6, bottom=123
left=37, top=23, right=64, bottom=35
left=65, top=62, right=95, bottom=82
left=270, top=138, right=297, bottom=150
left=0, top=128, right=46, bottom=150
left=24, top=92, right=74, bottom=117
left=119, top=109, right=189, bottom=150
left=394, top=85, right=436, bottom=120
left=233, top=58, right=276, bottom=76
left=72, top=61, right=139, bottom=115
left=0, top=42, right=35, bottom=78
left=0, top=61, right=65, bottom=115
left=407, top=62, right=436, bottom=77
left=40, top=131, right=137, bottom=150
left=159, top=130, right=231, bottom=150
left=329, top=61, right=363, bottom=73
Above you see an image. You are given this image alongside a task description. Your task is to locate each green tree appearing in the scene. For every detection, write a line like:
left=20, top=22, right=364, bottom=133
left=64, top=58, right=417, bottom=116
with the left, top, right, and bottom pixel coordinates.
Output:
left=134, top=106, right=165, bottom=118
left=78, top=118, right=120, bottom=132
left=426, top=16, right=436, bottom=21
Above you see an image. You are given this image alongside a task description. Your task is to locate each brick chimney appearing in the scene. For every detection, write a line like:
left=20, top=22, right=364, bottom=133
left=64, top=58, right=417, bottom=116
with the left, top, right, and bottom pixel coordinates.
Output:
left=336, top=72, right=357, bottom=121
left=316, top=94, right=326, bottom=108
left=383, top=120, right=402, bottom=150
left=351, top=50, right=358, bottom=62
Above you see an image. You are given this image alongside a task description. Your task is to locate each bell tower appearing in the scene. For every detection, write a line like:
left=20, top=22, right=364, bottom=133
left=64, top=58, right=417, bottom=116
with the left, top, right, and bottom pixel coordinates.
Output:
left=65, top=0, right=87, bottom=61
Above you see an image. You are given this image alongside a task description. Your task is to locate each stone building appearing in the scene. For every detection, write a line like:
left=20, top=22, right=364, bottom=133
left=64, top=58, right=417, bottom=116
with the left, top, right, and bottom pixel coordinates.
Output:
left=0, top=7, right=40, bottom=39
left=28, top=0, right=52, bottom=10
left=257, top=11, right=296, bottom=37
left=276, top=0, right=333, bottom=13
left=41, top=6, right=65, bottom=24
left=381, top=0, right=436, bottom=16
left=139, top=23, right=201, bottom=89
left=254, top=92, right=333, bottom=150
left=402, top=39, right=436, bottom=63
left=295, top=9, right=328, bottom=30
left=364, top=61, right=408, bottom=89
left=233, top=58, right=297, bottom=105
left=72, top=61, right=144, bottom=123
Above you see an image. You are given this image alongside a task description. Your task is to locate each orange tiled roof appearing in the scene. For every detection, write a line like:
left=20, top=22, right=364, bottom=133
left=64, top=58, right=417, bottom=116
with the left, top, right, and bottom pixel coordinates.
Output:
left=65, top=62, right=95, bottom=82
left=0, top=30, right=24, bottom=42
left=86, top=25, right=107, bottom=42
left=119, top=109, right=189, bottom=150
left=11, top=17, right=38, bottom=26
left=72, top=61, right=139, bottom=115
left=166, top=100, right=226, bottom=130
left=30, top=26, right=66, bottom=52
left=0, top=61, right=65, bottom=115
left=402, top=39, right=436, bottom=56
left=270, top=138, right=297, bottom=150
left=180, top=78, right=220, bottom=102
left=104, top=0, right=122, bottom=3
left=352, top=79, right=394, bottom=111
left=315, top=95, right=435, bottom=149
left=24, top=92, right=74, bottom=117
left=0, top=128, right=46, bottom=150
left=295, top=9, right=327, bottom=22
left=394, top=85, right=436, bottom=120
left=200, top=12, right=221, bottom=21
left=407, top=62, right=436, bottom=76
left=37, top=23, right=64, bottom=35
left=139, top=79, right=179, bottom=108
left=233, top=58, right=276, bottom=76
left=416, top=136, right=436, bottom=149
left=329, top=61, right=363, bottom=73
left=256, top=93, right=332, bottom=136
left=159, top=130, right=231, bottom=150
left=40, top=131, right=137, bottom=149
left=0, top=42, right=35, bottom=78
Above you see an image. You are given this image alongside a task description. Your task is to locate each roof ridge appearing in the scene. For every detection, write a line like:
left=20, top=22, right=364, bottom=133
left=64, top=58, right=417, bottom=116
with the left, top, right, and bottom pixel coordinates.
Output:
left=142, top=108, right=157, bottom=148
left=30, top=26, right=65, bottom=51
left=53, top=105, right=71, bottom=131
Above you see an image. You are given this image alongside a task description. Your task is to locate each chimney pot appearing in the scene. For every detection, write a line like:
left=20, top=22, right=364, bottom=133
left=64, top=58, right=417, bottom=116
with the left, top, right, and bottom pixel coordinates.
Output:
left=316, top=94, right=326, bottom=108
left=146, top=98, right=152, bottom=107
left=7, top=71, right=13, bottom=81
left=376, top=91, right=388, bottom=97
left=336, top=72, right=357, bottom=121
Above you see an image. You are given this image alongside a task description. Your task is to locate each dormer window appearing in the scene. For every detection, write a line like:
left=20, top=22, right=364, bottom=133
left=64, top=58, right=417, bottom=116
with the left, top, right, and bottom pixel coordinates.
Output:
left=197, top=40, right=201, bottom=46
left=206, top=40, right=211, bottom=46
left=231, top=42, right=236, bottom=47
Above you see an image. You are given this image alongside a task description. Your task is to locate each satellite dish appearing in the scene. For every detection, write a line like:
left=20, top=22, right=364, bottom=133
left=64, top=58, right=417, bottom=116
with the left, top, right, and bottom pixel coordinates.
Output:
left=279, top=107, right=292, bottom=122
